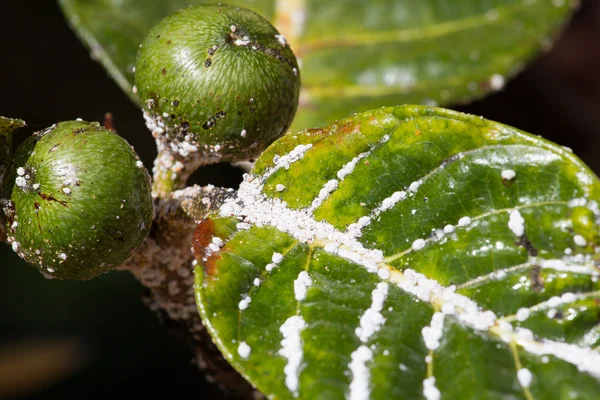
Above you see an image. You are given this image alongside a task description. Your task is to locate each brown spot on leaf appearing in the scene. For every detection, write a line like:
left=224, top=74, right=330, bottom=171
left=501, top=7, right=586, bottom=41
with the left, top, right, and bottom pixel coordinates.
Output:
left=193, top=219, right=220, bottom=276
left=332, top=122, right=360, bottom=137
left=204, top=254, right=221, bottom=278
left=193, top=219, right=214, bottom=255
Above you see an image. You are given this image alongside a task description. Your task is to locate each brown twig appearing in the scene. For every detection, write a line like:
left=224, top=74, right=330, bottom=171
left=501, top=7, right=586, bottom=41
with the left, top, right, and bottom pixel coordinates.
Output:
left=119, top=185, right=258, bottom=399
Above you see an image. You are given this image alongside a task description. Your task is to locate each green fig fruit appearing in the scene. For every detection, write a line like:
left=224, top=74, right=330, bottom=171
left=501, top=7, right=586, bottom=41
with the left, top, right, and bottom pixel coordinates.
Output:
left=135, top=4, right=300, bottom=162
left=1, top=121, right=153, bottom=280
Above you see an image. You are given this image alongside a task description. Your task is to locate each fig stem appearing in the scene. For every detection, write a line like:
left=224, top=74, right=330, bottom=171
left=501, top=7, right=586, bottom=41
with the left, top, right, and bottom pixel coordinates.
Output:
left=119, top=185, right=255, bottom=398
left=0, top=117, right=25, bottom=242
left=151, top=139, right=217, bottom=198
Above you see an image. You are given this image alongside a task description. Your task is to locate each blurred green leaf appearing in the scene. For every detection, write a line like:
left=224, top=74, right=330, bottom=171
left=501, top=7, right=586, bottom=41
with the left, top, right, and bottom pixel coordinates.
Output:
left=59, top=0, right=577, bottom=130
left=195, top=106, right=600, bottom=399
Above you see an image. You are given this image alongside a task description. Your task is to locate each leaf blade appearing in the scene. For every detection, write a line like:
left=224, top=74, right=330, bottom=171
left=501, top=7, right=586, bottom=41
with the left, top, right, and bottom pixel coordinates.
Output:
left=195, top=106, right=600, bottom=399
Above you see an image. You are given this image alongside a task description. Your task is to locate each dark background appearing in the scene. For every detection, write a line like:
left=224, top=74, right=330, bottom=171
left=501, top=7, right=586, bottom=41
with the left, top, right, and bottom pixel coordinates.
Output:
left=1, top=1, right=600, bottom=399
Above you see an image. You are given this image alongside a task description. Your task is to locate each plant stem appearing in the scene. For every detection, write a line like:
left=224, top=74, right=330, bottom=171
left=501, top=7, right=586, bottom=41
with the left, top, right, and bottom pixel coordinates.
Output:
left=151, top=138, right=220, bottom=198
left=141, top=119, right=257, bottom=397
left=119, top=185, right=257, bottom=399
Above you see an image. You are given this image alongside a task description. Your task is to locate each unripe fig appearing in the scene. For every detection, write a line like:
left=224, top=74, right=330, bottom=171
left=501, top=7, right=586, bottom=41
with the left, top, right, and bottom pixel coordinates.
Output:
left=135, top=4, right=300, bottom=162
left=1, top=121, right=153, bottom=280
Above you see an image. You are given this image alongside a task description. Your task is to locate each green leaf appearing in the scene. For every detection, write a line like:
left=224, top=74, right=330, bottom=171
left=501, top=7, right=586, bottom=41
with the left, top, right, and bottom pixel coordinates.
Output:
left=194, top=106, right=600, bottom=399
left=59, top=0, right=576, bottom=130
